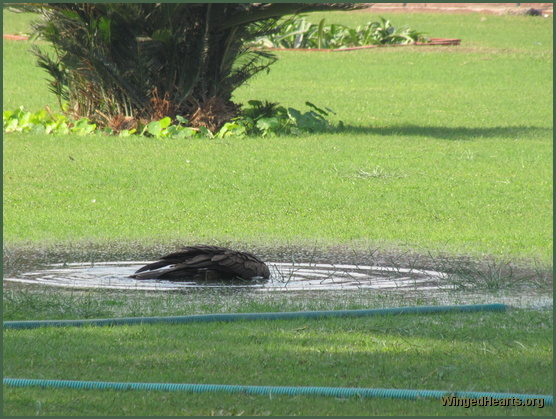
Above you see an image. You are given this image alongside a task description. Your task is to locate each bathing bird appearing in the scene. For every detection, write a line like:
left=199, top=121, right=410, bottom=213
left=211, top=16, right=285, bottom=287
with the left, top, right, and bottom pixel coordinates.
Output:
left=130, top=245, right=270, bottom=281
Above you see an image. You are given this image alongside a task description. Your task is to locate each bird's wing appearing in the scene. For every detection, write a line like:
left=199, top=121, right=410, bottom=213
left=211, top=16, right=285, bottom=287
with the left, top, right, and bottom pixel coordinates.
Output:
left=134, top=245, right=225, bottom=274
left=212, top=250, right=270, bottom=278
left=183, top=253, right=219, bottom=269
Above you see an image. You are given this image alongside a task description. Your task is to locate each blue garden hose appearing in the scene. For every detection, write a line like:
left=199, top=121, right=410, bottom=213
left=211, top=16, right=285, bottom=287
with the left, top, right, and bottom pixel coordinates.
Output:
left=3, top=378, right=552, bottom=406
left=3, top=303, right=506, bottom=330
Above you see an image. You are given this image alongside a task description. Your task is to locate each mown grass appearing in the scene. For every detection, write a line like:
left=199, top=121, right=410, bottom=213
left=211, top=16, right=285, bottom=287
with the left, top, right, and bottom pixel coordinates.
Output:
left=3, top=12, right=552, bottom=264
left=3, top=388, right=551, bottom=416
left=2, top=9, right=553, bottom=416
left=3, top=126, right=552, bottom=263
left=2, top=10, right=58, bottom=112
left=4, top=309, right=553, bottom=416
left=2, top=8, right=35, bottom=35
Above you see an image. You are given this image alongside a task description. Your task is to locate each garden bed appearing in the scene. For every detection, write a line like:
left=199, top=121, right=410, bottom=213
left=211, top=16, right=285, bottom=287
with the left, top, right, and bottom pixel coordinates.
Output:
left=263, top=38, right=461, bottom=52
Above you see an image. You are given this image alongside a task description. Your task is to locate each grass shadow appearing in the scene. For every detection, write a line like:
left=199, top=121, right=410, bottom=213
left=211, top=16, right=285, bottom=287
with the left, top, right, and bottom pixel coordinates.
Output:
left=334, top=124, right=552, bottom=140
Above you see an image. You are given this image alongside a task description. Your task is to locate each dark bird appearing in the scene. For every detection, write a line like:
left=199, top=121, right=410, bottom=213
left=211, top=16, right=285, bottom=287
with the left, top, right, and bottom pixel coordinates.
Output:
left=130, top=245, right=270, bottom=281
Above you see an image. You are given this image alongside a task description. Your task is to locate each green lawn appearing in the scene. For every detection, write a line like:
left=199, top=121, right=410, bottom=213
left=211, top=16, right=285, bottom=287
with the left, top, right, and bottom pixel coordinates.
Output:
left=2, top=9, right=553, bottom=416
left=3, top=127, right=552, bottom=263
left=3, top=11, right=552, bottom=264
left=4, top=308, right=553, bottom=416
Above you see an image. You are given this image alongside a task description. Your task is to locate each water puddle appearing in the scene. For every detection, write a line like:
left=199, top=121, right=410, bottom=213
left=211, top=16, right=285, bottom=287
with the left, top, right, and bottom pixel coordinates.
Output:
left=3, top=261, right=455, bottom=292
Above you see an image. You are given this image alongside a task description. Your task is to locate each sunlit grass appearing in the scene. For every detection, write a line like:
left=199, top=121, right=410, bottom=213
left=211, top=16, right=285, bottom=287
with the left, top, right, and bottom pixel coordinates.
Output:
left=2, top=9, right=35, bottom=35
left=3, top=128, right=552, bottom=263
left=3, top=309, right=553, bottom=415
left=4, top=11, right=552, bottom=264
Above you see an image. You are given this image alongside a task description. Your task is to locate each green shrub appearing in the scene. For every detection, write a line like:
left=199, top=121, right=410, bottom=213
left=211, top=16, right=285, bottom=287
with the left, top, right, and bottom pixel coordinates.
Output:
left=3, top=101, right=340, bottom=139
left=252, top=16, right=428, bottom=49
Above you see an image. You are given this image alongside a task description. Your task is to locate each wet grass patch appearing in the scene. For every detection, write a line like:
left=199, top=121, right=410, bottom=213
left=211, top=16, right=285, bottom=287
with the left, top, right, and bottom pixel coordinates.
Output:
left=433, top=257, right=553, bottom=292
left=4, top=241, right=552, bottom=294
left=3, top=242, right=552, bottom=325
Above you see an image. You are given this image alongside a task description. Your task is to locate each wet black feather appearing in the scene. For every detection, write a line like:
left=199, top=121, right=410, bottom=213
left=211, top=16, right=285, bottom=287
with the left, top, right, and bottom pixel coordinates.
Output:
left=130, top=245, right=270, bottom=280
